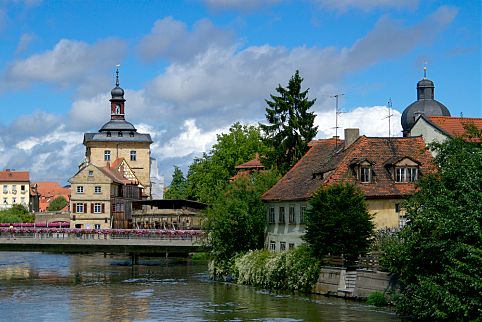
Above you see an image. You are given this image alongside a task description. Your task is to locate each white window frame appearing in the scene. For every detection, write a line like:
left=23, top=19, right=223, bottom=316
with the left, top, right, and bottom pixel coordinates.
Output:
left=280, top=242, right=286, bottom=251
left=268, top=207, right=275, bottom=223
left=269, top=241, right=276, bottom=251
left=94, top=203, right=102, bottom=214
left=104, top=150, right=111, bottom=161
left=130, top=150, right=137, bottom=161
left=94, top=186, right=102, bottom=194
left=360, top=166, right=371, bottom=183
left=76, top=186, right=84, bottom=194
left=94, top=224, right=101, bottom=229
left=279, top=206, right=285, bottom=223
left=76, top=203, right=84, bottom=213
left=396, top=167, right=418, bottom=183
left=300, top=206, right=306, bottom=224
left=288, top=205, right=295, bottom=224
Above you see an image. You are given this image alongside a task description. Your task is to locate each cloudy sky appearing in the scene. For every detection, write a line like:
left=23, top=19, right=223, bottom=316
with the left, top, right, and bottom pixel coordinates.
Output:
left=0, top=0, right=480, bottom=185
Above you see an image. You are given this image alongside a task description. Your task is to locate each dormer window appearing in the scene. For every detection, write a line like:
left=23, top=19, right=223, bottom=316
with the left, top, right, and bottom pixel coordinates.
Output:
left=118, top=131, right=123, bottom=137
left=351, top=160, right=373, bottom=183
left=360, top=166, right=371, bottom=183
left=106, top=131, right=111, bottom=137
left=396, top=167, right=418, bottom=182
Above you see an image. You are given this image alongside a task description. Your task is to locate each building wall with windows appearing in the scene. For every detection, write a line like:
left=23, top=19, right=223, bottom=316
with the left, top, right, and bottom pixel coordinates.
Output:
left=262, top=131, right=435, bottom=252
left=0, top=170, right=30, bottom=210
left=69, top=164, right=112, bottom=229
left=85, top=141, right=151, bottom=197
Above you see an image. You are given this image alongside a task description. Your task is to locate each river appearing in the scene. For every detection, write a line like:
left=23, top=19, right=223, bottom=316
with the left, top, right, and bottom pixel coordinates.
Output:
left=0, top=252, right=400, bottom=321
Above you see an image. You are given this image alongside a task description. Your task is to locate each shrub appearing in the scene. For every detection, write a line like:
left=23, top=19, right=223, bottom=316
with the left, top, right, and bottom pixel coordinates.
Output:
left=367, top=292, right=388, bottom=307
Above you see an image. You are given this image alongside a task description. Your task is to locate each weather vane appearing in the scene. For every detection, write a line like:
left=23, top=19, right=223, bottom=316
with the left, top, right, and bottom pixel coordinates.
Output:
left=115, top=64, right=120, bottom=86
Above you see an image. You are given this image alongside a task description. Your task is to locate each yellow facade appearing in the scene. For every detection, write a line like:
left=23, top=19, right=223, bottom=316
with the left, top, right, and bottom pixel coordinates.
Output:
left=69, top=165, right=112, bottom=229
left=0, top=181, right=30, bottom=210
left=86, top=141, right=151, bottom=197
left=366, top=198, right=407, bottom=229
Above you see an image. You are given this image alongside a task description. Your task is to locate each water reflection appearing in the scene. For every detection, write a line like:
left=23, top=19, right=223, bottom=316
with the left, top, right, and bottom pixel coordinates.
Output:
left=0, top=253, right=399, bottom=321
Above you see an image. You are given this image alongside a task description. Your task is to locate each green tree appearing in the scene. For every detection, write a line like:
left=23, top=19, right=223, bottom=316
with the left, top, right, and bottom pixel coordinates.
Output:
left=382, top=132, right=482, bottom=320
left=205, top=170, right=279, bottom=271
left=0, top=204, right=33, bottom=223
left=164, top=166, right=187, bottom=199
left=260, top=70, right=318, bottom=174
left=303, top=182, right=374, bottom=263
left=47, top=196, right=68, bottom=211
left=185, top=122, right=268, bottom=204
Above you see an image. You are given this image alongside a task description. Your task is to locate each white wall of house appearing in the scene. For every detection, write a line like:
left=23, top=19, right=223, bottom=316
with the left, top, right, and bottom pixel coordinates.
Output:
left=265, top=201, right=308, bottom=252
left=410, top=117, right=448, bottom=155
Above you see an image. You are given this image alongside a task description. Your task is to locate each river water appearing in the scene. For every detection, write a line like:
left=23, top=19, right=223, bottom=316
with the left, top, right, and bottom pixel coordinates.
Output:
left=0, top=252, right=400, bottom=321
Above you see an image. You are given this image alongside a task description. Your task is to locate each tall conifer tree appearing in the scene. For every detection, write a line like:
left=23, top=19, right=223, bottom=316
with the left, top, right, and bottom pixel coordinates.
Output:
left=260, top=70, right=318, bottom=174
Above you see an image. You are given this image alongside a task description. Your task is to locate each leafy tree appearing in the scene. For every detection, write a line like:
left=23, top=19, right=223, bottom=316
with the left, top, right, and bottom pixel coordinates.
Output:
left=186, top=122, right=268, bottom=204
left=205, top=170, right=280, bottom=269
left=303, top=182, right=374, bottom=263
left=382, top=132, right=482, bottom=320
left=260, top=70, right=318, bottom=174
left=47, top=196, right=68, bottom=211
left=164, top=166, right=188, bottom=199
left=0, top=204, right=33, bottom=223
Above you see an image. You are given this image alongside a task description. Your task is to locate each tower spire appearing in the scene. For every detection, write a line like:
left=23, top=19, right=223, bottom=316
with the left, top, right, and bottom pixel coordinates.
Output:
left=423, top=64, right=427, bottom=79
left=115, top=64, right=120, bottom=87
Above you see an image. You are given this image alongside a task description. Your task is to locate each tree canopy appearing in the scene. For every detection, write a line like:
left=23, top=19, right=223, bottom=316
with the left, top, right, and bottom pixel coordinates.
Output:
left=0, top=204, right=33, bottom=223
left=260, top=70, right=318, bottom=174
left=164, top=166, right=188, bottom=199
left=205, top=170, right=279, bottom=266
left=303, top=182, right=374, bottom=263
left=382, top=129, right=482, bottom=320
left=185, top=122, right=268, bottom=204
left=47, top=196, right=68, bottom=211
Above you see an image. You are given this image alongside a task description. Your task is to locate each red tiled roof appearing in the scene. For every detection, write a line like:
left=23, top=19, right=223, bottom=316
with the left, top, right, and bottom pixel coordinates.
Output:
left=0, top=170, right=29, bottom=182
left=262, top=136, right=436, bottom=202
left=235, top=153, right=265, bottom=170
left=98, top=166, right=132, bottom=185
left=427, top=116, right=482, bottom=141
left=32, top=182, right=70, bottom=212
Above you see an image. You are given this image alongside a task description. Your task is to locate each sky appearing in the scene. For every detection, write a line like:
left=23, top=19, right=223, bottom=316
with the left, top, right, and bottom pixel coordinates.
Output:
left=0, top=0, right=480, bottom=185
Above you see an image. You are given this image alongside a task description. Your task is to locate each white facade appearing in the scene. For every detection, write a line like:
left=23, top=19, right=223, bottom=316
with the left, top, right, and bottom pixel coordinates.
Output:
left=150, top=158, right=164, bottom=200
left=265, top=201, right=308, bottom=252
left=409, top=116, right=449, bottom=156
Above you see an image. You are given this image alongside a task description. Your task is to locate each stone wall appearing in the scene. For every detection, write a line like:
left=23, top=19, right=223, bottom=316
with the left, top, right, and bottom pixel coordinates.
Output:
left=313, top=267, right=398, bottom=299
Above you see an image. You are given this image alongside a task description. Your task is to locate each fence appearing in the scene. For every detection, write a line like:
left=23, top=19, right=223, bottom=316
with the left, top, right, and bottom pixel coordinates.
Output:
left=322, top=252, right=382, bottom=271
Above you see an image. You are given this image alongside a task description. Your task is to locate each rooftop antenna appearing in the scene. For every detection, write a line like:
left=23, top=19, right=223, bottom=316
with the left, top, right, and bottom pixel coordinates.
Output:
left=330, top=93, right=344, bottom=149
left=383, top=98, right=394, bottom=138
left=115, top=64, right=120, bottom=86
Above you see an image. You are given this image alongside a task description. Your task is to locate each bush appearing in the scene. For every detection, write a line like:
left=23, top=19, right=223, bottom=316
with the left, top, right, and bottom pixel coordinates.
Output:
left=0, top=204, right=33, bottom=223
left=367, top=292, right=388, bottom=307
left=233, top=244, right=321, bottom=292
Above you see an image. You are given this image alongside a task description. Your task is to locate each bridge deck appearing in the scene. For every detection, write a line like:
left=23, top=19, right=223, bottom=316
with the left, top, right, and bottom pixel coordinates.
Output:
left=0, top=228, right=205, bottom=254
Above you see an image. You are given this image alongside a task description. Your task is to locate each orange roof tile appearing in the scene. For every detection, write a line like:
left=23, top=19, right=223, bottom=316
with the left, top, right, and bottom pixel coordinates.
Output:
left=235, top=153, right=265, bottom=170
left=262, top=136, right=436, bottom=202
left=0, top=170, right=29, bottom=182
left=427, top=116, right=482, bottom=141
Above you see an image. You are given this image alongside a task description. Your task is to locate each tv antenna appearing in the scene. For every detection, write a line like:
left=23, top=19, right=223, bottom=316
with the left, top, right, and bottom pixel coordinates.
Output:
left=330, top=93, right=344, bottom=149
left=383, top=98, right=394, bottom=138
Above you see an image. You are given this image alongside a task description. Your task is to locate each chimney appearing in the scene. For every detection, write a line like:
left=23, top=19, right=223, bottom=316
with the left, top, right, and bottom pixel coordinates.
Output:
left=344, top=128, right=359, bottom=148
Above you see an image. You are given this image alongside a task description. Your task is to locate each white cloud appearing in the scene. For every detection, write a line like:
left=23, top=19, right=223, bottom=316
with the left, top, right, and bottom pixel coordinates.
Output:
left=15, top=32, right=36, bottom=54
left=5, top=38, right=126, bottom=89
left=202, top=0, right=280, bottom=12
left=158, top=119, right=226, bottom=159
left=138, top=17, right=234, bottom=62
left=316, top=106, right=403, bottom=139
left=315, top=0, right=419, bottom=12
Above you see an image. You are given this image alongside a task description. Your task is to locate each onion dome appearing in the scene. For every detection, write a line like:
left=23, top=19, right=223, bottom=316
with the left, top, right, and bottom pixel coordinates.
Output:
left=401, top=67, right=451, bottom=136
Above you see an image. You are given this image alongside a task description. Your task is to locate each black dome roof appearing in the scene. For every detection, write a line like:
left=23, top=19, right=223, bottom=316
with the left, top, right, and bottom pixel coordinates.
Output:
left=401, top=75, right=450, bottom=135
left=99, top=119, right=136, bottom=132
left=111, top=86, right=125, bottom=100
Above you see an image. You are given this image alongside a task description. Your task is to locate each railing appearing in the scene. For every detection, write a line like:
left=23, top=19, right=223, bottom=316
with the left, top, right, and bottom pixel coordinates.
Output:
left=322, top=252, right=382, bottom=271
left=0, top=228, right=204, bottom=242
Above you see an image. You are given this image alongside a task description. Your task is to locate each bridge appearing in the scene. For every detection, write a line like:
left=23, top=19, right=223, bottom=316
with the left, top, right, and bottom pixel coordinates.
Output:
left=0, top=227, right=206, bottom=263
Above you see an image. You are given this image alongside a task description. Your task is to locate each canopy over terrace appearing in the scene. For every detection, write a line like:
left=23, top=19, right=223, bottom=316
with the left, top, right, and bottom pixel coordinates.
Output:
left=132, top=200, right=207, bottom=230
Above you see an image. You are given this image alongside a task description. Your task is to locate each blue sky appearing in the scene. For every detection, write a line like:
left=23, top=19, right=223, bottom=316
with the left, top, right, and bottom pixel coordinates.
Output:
left=0, top=0, right=480, bottom=184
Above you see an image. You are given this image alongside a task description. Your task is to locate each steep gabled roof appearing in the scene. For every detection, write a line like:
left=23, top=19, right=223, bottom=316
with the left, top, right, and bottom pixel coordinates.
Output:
left=0, top=170, right=29, bottom=182
left=262, top=136, right=436, bottom=202
left=235, top=153, right=265, bottom=170
left=427, top=116, right=482, bottom=141
left=262, top=138, right=340, bottom=201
